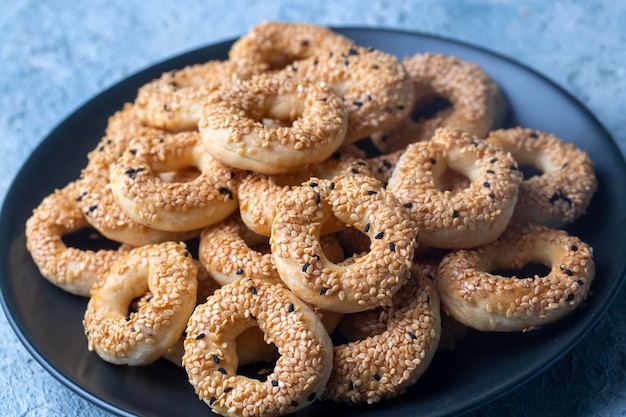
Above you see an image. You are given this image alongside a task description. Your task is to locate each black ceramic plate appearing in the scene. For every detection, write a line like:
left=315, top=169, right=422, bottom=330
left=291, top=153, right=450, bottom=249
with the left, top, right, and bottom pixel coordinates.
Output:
left=1, top=28, right=625, bottom=417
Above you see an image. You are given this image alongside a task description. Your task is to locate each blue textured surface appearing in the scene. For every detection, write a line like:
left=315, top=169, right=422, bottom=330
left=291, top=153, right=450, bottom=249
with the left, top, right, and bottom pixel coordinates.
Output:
left=1, top=1, right=625, bottom=416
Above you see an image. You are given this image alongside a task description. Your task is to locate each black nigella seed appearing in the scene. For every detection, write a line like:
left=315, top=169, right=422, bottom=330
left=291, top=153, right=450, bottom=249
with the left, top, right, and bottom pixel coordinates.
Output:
left=375, top=232, right=384, bottom=239
left=329, top=182, right=335, bottom=190
left=565, top=269, right=573, bottom=276
left=309, top=182, right=318, bottom=187
left=577, top=280, right=585, bottom=285
left=348, top=381, right=354, bottom=390
left=212, top=354, right=220, bottom=363
left=319, top=97, right=328, bottom=102
left=453, top=210, right=459, bottom=218
left=302, top=263, right=311, bottom=273
left=217, top=367, right=227, bottom=375
left=382, top=160, right=392, bottom=169
left=291, top=400, right=299, bottom=407
left=250, top=286, right=257, bottom=295
left=489, top=193, right=496, bottom=199
left=486, top=169, right=495, bottom=174
left=403, top=202, right=413, bottom=209
left=315, top=193, right=321, bottom=204
left=209, top=397, right=216, bottom=405
left=288, top=303, right=295, bottom=313
left=196, top=333, right=206, bottom=340
left=408, top=332, right=417, bottom=340
left=483, top=181, right=491, bottom=188
left=125, top=314, right=130, bottom=322
left=373, top=374, right=381, bottom=381
left=490, top=158, right=498, bottom=163
left=430, top=158, right=436, bottom=164
left=129, top=149, right=137, bottom=155
left=367, top=190, right=377, bottom=195
left=320, top=287, right=328, bottom=295
left=351, top=168, right=359, bottom=174
left=364, top=223, right=370, bottom=233
left=218, top=187, right=233, bottom=199
left=389, top=242, right=395, bottom=251
left=348, top=47, right=359, bottom=56
left=353, top=101, right=363, bottom=107
left=271, top=380, right=279, bottom=387
left=224, top=387, right=233, bottom=393
left=236, top=269, right=244, bottom=275
left=566, top=294, right=575, bottom=301
left=88, top=205, right=97, bottom=212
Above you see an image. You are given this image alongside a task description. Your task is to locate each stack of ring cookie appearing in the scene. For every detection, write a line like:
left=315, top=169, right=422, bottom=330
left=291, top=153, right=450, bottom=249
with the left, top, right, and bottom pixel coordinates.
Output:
left=23, top=20, right=599, bottom=417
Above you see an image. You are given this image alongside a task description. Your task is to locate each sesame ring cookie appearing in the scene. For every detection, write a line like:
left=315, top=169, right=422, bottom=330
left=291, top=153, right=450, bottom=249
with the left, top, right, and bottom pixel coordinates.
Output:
left=182, top=278, right=334, bottom=417
left=237, top=149, right=371, bottom=236
left=387, top=128, right=523, bottom=249
left=83, top=241, right=198, bottom=365
left=286, top=45, right=414, bottom=144
left=323, top=266, right=441, bottom=404
left=25, top=180, right=130, bottom=297
left=198, top=214, right=346, bottom=286
left=436, top=222, right=595, bottom=332
left=77, top=163, right=200, bottom=246
left=228, top=21, right=356, bottom=71
left=134, top=59, right=262, bottom=131
left=271, top=175, right=418, bottom=314
left=109, top=131, right=240, bottom=232
left=371, top=53, right=506, bottom=154
left=486, top=127, right=597, bottom=228
left=198, top=73, right=348, bottom=174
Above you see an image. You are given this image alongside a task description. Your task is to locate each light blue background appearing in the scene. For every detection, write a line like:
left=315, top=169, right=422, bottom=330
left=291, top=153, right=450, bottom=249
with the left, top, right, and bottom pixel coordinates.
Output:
left=1, top=1, right=624, bottom=416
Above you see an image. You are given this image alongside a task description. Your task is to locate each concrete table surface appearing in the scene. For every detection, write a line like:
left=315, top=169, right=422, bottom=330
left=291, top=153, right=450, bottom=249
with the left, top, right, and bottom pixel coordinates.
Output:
left=1, top=1, right=625, bottom=416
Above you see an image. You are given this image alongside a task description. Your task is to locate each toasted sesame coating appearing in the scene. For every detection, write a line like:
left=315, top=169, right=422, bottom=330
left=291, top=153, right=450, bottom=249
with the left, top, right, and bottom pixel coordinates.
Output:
left=237, top=149, right=371, bottom=236
left=228, top=21, right=356, bottom=71
left=198, top=72, right=348, bottom=174
left=371, top=52, right=507, bottom=153
left=286, top=45, right=414, bottom=144
left=182, top=279, right=333, bottom=417
left=436, top=222, right=595, bottom=332
left=199, top=214, right=346, bottom=287
left=271, top=174, right=418, bottom=313
left=324, top=266, right=441, bottom=404
left=83, top=241, right=198, bottom=365
left=486, top=127, right=597, bottom=228
left=77, top=163, right=200, bottom=246
left=78, top=105, right=201, bottom=245
left=388, top=128, right=523, bottom=249
left=25, top=180, right=130, bottom=297
left=109, top=130, right=240, bottom=232
left=134, top=60, right=263, bottom=131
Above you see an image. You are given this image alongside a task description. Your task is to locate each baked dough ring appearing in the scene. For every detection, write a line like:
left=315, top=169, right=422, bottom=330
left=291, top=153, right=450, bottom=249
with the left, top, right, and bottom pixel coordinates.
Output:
left=134, top=60, right=261, bottom=131
left=228, top=21, right=355, bottom=71
left=388, top=128, right=523, bottom=249
left=371, top=52, right=506, bottom=153
left=25, top=180, right=129, bottom=297
left=109, top=130, right=240, bottom=232
left=486, top=127, right=597, bottom=228
left=286, top=45, right=414, bottom=144
left=84, top=241, right=198, bottom=365
left=198, top=73, right=348, bottom=174
left=198, top=214, right=345, bottom=286
left=182, top=278, right=333, bottom=417
left=237, top=149, right=371, bottom=236
left=271, top=175, right=418, bottom=313
left=324, top=266, right=441, bottom=404
left=436, top=222, right=595, bottom=332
